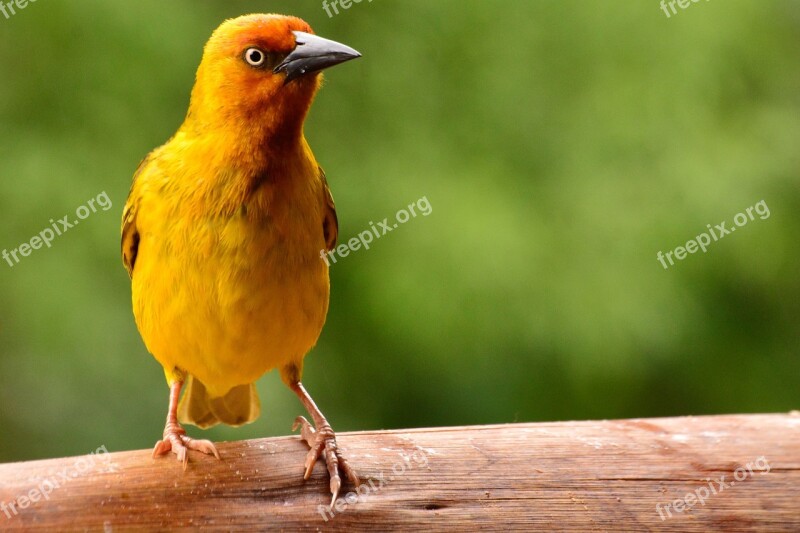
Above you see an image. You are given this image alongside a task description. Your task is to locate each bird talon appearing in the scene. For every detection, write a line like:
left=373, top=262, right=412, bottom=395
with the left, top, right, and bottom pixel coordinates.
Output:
left=152, top=439, right=170, bottom=458
left=177, top=447, right=188, bottom=470
left=182, top=436, right=221, bottom=460
left=292, top=415, right=309, bottom=432
left=152, top=392, right=220, bottom=468
left=330, top=474, right=341, bottom=501
left=293, top=416, right=318, bottom=446
left=303, top=447, right=319, bottom=480
left=293, top=413, right=358, bottom=503
left=329, top=482, right=340, bottom=510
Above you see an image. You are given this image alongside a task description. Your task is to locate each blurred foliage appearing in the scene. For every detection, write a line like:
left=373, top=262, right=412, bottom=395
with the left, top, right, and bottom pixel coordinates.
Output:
left=0, top=0, right=798, bottom=462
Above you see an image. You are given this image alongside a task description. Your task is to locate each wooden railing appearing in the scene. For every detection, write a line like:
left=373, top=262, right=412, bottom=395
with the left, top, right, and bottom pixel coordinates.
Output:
left=0, top=413, right=798, bottom=530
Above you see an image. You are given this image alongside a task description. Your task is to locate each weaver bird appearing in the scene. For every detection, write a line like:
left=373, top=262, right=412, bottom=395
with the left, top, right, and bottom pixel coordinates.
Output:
left=121, top=14, right=361, bottom=505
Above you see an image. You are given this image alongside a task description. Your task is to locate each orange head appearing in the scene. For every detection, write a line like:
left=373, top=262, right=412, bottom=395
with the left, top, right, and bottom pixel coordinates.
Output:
left=183, top=14, right=360, bottom=142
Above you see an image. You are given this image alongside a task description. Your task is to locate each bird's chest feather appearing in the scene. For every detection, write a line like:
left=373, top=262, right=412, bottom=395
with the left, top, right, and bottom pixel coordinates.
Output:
left=132, top=175, right=329, bottom=393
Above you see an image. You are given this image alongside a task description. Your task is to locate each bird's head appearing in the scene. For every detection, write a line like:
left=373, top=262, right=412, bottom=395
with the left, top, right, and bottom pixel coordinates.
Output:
left=185, top=14, right=360, bottom=140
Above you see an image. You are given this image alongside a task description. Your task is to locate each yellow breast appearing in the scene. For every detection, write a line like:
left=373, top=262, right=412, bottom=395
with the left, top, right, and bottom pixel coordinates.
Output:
left=130, top=146, right=330, bottom=398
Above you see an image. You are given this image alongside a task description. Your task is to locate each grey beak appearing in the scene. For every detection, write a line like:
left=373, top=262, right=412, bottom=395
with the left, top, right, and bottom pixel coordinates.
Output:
left=274, top=31, right=361, bottom=83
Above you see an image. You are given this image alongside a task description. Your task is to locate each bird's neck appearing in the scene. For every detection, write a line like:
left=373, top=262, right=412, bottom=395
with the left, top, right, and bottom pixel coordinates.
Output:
left=181, top=110, right=307, bottom=160
left=169, top=117, right=317, bottom=217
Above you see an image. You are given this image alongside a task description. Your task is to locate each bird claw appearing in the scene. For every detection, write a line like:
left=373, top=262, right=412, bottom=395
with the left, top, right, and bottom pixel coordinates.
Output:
left=293, top=415, right=359, bottom=507
left=153, top=426, right=220, bottom=469
left=293, top=415, right=317, bottom=447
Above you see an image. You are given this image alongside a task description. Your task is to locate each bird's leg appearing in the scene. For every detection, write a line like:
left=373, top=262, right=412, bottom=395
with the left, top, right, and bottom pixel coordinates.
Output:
left=152, top=380, right=220, bottom=469
left=290, top=381, right=360, bottom=507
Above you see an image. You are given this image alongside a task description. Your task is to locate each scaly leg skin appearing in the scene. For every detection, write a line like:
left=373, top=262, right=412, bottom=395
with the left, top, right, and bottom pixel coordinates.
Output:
left=290, top=381, right=360, bottom=508
left=152, top=380, right=220, bottom=469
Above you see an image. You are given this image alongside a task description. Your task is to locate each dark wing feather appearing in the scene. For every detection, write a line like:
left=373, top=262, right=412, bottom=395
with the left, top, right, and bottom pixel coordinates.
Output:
left=320, top=167, right=338, bottom=252
left=121, top=155, right=151, bottom=278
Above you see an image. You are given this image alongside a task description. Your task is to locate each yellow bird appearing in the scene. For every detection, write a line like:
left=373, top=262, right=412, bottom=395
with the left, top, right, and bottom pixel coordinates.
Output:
left=120, top=14, right=361, bottom=504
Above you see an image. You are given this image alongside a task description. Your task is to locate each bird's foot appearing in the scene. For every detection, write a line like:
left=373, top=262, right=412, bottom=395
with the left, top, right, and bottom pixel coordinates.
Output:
left=152, top=421, right=220, bottom=469
left=293, top=415, right=360, bottom=507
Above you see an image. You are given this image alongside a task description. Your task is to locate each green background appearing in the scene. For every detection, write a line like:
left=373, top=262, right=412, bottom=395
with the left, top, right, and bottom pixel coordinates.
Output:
left=0, top=0, right=798, bottom=462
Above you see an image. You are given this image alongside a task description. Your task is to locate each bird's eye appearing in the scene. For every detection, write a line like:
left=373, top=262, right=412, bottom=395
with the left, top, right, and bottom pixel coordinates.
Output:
left=244, top=47, right=266, bottom=67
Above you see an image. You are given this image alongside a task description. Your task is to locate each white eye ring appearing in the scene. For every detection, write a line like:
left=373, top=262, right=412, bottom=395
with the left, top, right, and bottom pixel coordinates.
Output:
left=244, top=47, right=266, bottom=67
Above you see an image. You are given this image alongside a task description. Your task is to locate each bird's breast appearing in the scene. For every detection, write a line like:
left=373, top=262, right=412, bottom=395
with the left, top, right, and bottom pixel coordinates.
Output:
left=132, top=176, right=329, bottom=397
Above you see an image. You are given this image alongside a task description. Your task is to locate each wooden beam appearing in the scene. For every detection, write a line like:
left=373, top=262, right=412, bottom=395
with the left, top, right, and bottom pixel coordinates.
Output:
left=0, top=413, right=798, bottom=530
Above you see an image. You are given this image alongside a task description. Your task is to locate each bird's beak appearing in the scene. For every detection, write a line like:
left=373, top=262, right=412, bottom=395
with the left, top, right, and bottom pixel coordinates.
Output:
left=274, top=31, right=361, bottom=84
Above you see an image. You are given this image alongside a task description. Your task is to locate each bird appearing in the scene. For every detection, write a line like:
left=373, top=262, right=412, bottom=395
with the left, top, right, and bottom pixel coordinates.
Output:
left=120, top=13, right=361, bottom=506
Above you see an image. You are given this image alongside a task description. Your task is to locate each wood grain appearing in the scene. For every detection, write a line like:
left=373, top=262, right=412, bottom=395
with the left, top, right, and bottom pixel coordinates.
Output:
left=0, top=413, right=798, bottom=531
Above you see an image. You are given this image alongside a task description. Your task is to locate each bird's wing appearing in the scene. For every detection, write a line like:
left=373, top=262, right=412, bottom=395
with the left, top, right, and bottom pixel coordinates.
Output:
left=320, top=166, right=338, bottom=252
left=121, top=155, right=152, bottom=278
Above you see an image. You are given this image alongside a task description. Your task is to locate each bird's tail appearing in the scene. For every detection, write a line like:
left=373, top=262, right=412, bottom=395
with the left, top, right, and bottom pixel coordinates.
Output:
left=177, top=375, right=261, bottom=429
